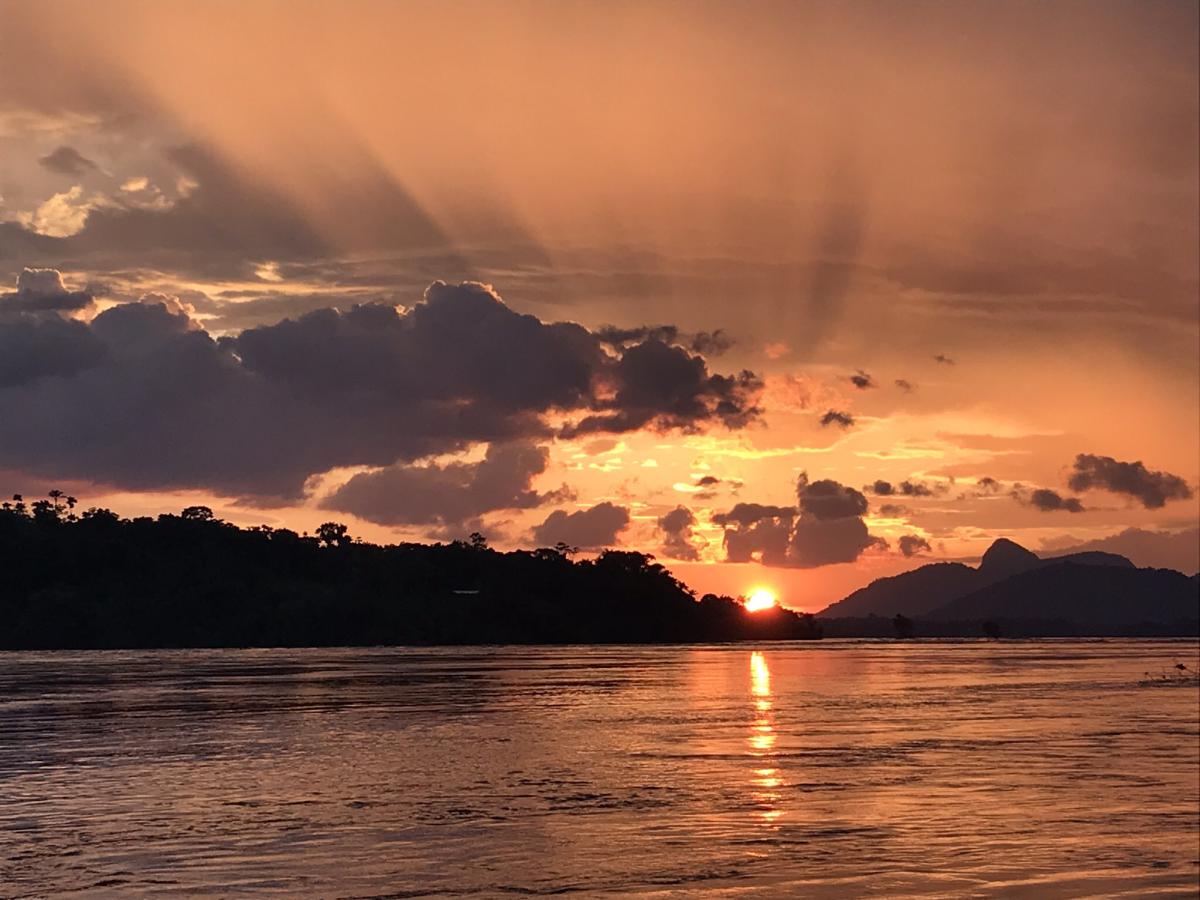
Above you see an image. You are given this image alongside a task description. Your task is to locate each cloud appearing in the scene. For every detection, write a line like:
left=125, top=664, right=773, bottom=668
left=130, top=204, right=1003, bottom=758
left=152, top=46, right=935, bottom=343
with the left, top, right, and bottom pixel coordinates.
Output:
left=894, top=378, right=915, bottom=392
left=595, top=324, right=732, bottom=357
left=562, top=338, right=761, bottom=436
left=324, top=441, right=564, bottom=527
left=658, top=505, right=703, bottom=560
left=819, top=409, right=855, bottom=428
left=865, top=478, right=942, bottom=497
left=933, top=354, right=956, bottom=365
left=714, top=472, right=883, bottom=568
left=532, top=501, right=630, bottom=549
left=1012, top=486, right=1085, bottom=513
left=38, top=145, right=98, bottom=176
left=17, top=186, right=95, bottom=237
left=898, top=534, right=932, bottom=557
left=0, top=279, right=761, bottom=499
left=878, top=503, right=909, bottom=517
left=0, top=267, right=93, bottom=316
left=849, top=369, right=875, bottom=389
left=1066, top=453, right=1194, bottom=509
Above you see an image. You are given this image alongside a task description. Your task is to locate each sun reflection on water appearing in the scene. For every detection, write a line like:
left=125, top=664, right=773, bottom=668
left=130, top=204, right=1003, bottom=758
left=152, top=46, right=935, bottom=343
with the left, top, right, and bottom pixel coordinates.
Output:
left=748, top=651, right=782, bottom=824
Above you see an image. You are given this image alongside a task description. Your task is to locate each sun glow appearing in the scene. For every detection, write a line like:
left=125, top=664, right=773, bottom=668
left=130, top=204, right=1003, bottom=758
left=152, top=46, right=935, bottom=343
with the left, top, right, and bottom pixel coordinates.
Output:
left=743, top=587, right=778, bottom=612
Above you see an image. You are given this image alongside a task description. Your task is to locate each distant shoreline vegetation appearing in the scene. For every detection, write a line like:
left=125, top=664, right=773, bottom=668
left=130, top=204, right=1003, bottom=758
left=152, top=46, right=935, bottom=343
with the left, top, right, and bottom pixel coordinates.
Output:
left=0, top=493, right=822, bottom=650
left=2, top=493, right=1195, bottom=651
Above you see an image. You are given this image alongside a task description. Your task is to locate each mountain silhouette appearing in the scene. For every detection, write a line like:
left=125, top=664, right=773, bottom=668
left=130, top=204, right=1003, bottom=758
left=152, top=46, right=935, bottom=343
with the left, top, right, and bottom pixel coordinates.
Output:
left=817, top=537, right=1191, bottom=632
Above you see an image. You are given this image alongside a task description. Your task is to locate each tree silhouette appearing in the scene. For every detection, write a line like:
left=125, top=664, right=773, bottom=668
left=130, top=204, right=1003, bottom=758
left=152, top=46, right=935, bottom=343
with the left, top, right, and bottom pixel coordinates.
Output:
left=315, top=521, right=351, bottom=547
left=893, top=613, right=915, bottom=639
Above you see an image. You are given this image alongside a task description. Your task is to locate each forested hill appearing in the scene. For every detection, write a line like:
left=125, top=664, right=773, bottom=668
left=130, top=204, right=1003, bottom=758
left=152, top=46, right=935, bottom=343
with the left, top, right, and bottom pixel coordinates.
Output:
left=0, top=493, right=821, bottom=649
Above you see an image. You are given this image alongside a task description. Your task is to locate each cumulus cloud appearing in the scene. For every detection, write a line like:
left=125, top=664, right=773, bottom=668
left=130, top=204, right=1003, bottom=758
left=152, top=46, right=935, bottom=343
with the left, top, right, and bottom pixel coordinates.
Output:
left=0, top=279, right=762, bottom=500
left=658, top=505, right=703, bottom=560
left=324, top=441, right=565, bottom=527
left=820, top=409, right=855, bottom=428
left=0, top=267, right=93, bottom=316
left=562, top=337, right=761, bottom=436
left=1067, top=453, right=1193, bottom=509
left=17, top=186, right=95, bottom=237
left=38, top=145, right=98, bottom=176
left=714, top=473, right=883, bottom=568
left=898, top=534, right=932, bottom=557
left=532, top=501, right=630, bottom=549
left=878, top=503, right=909, bottom=517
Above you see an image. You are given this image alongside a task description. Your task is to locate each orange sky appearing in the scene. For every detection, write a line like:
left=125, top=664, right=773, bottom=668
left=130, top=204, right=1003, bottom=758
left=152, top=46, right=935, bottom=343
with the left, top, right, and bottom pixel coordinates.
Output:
left=0, top=0, right=1197, bottom=610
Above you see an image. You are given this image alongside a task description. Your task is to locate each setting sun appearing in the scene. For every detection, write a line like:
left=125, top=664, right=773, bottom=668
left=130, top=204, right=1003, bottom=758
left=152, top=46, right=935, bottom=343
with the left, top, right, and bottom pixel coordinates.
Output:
left=744, top=588, right=779, bottom=612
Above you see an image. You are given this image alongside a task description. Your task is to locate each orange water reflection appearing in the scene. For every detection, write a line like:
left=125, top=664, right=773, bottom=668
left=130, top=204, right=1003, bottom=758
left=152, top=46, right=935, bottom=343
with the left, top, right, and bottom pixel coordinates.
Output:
left=748, top=651, right=782, bottom=824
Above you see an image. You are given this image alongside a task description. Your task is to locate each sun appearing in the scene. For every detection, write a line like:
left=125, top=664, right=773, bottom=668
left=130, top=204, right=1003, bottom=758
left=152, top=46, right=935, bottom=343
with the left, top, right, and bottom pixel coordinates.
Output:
left=743, top=587, right=778, bottom=612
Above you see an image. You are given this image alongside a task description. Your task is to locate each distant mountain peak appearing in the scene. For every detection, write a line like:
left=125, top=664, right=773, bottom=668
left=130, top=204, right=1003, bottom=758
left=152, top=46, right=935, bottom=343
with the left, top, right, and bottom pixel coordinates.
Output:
left=979, top=538, right=1039, bottom=576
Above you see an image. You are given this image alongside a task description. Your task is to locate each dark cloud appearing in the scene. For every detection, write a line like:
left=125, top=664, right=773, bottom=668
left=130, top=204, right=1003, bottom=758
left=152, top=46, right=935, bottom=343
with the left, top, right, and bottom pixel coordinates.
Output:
left=38, top=145, right=99, bottom=176
left=596, top=324, right=734, bottom=357
left=0, top=279, right=761, bottom=499
left=866, top=479, right=942, bottom=497
left=714, top=473, right=883, bottom=568
left=878, top=503, right=909, bottom=517
left=894, top=378, right=915, bottom=392
left=324, top=441, right=563, bottom=527
left=1014, top=486, right=1085, bottom=513
left=1067, top=453, right=1194, bottom=509
left=797, top=474, right=869, bottom=520
left=933, top=354, right=956, bottom=365
left=658, top=505, right=702, bottom=560
left=695, top=475, right=721, bottom=487
left=690, top=329, right=733, bottom=357
left=562, top=338, right=761, bottom=436
left=819, top=409, right=855, bottom=428
left=849, top=369, right=875, bottom=389
left=977, top=476, right=1001, bottom=492
left=898, top=534, right=932, bottom=557
left=711, top=503, right=796, bottom=527
left=532, top=501, right=630, bottom=549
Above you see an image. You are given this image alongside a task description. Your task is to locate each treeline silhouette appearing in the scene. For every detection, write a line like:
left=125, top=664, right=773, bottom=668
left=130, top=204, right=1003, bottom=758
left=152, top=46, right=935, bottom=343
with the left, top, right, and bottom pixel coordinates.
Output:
left=0, top=493, right=821, bottom=649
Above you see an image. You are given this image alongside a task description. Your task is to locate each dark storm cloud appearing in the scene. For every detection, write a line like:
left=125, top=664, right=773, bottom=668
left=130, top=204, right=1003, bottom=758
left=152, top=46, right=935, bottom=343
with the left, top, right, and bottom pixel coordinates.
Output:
left=819, top=410, right=855, bottom=428
left=38, top=145, right=99, bottom=176
left=532, top=501, right=630, bottom=549
left=658, top=505, right=702, bottom=560
left=898, top=534, right=932, bottom=557
left=894, top=378, right=915, bottom=392
left=1013, top=486, right=1085, bottom=513
left=1066, top=453, right=1194, bottom=509
left=324, top=441, right=564, bottom=527
left=849, top=370, right=875, bottom=389
left=0, top=279, right=758, bottom=501
left=714, top=473, right=882, bottom=569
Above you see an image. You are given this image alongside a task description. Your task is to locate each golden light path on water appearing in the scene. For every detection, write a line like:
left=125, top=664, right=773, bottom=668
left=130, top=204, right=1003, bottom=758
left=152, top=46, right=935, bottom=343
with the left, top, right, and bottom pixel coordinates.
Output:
left=749, top=651, right=783, bottom=825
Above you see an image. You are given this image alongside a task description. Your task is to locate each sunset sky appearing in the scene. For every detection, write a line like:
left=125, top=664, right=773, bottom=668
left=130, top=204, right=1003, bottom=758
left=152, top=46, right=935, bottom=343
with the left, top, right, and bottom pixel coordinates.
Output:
left=1, top=0, right=1197, bottom=610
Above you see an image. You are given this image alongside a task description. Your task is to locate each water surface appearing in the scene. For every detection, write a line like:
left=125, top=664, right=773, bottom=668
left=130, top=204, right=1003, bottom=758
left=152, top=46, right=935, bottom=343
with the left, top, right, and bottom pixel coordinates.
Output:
left=2, top=640, right=1198, bottom=897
